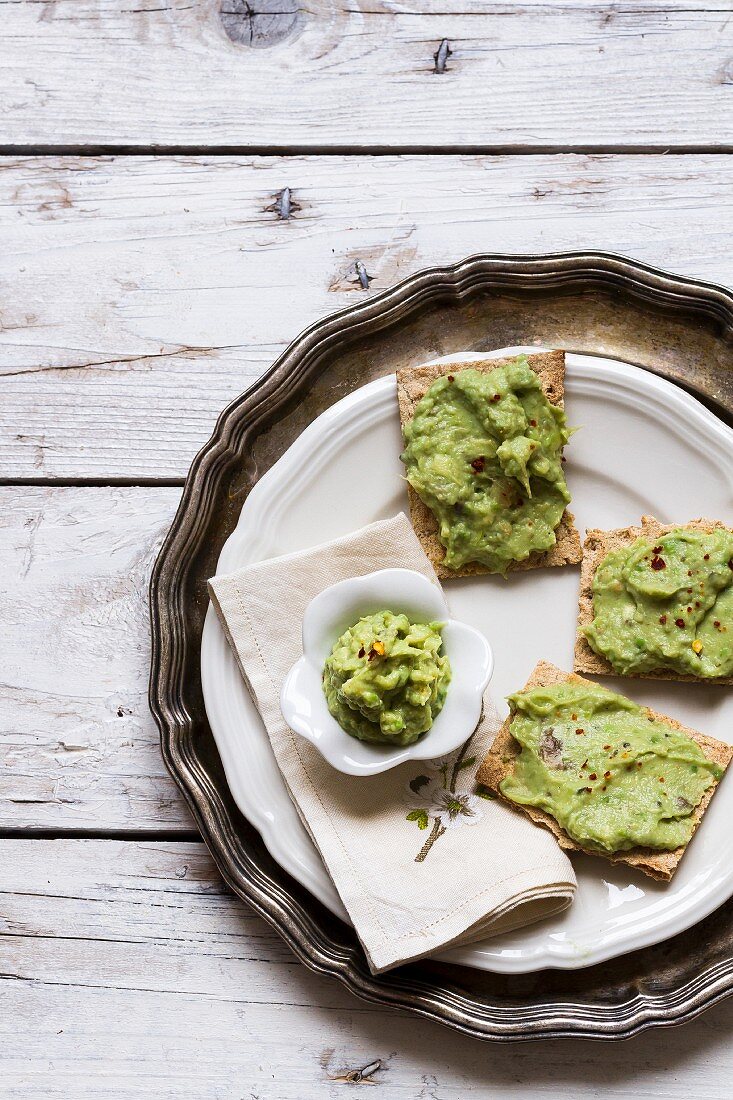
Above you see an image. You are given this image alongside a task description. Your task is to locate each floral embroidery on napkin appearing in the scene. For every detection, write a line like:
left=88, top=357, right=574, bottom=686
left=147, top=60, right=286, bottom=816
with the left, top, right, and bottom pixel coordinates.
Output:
left=404, top=736, right=495, bottom=862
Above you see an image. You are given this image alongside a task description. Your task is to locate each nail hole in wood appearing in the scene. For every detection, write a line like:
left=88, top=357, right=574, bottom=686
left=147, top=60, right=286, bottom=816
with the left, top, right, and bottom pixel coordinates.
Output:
left=434, top=39, right=451, bottom=74
left=354, top=260, right=373, bottom=290
left=265, top=187, right=301, bottom=219
left=330, top=1058, right=384, bottom=1083
left=220, top=0, right=301, bottom=48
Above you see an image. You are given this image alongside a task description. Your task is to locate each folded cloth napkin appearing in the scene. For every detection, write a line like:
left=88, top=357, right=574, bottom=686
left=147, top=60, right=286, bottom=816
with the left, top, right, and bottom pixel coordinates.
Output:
left=208, top=513, right=576, bottom=973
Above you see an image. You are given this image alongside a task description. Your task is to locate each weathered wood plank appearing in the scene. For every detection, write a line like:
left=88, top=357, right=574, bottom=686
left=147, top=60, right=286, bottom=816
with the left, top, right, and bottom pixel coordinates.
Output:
left=0, top=485, right=193, bottom=830
left=1, top=1, right=731, bottom=148
left=2, top=839, right=733, bottom=1099
left=2, top=153, right=733, bottom=479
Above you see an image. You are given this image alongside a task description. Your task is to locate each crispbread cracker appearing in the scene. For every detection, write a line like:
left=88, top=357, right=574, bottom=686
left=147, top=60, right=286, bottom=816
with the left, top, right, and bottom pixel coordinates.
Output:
left=476, top=661, right=733, bottom=881
left=396, top=351, right=581, bottom=580
left=574, top=515, right=733, bottom=685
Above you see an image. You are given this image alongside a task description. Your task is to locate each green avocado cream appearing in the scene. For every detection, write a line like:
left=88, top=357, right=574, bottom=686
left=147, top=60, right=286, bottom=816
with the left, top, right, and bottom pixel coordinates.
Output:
left=585, top=528, right=733, bottom=678
left=400, top=356, right=573, bottom=574
left=323, top=610, right=451, bottom=745
left=500, top=681, right=722, bottom=853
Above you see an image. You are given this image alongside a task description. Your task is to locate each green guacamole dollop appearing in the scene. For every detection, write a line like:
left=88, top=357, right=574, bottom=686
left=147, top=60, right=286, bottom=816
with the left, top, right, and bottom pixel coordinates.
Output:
left=323, top=610, right=451, bottom=745
left=500, top=680, right=722, bottom=853
left=585, top=528, right=733, bottom=678
left=400, top=356, right=573, bottom=574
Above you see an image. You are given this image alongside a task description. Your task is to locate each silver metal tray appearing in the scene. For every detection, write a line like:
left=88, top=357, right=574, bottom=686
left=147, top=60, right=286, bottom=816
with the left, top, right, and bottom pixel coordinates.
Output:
left=149, top=253, right=733, bottom=1040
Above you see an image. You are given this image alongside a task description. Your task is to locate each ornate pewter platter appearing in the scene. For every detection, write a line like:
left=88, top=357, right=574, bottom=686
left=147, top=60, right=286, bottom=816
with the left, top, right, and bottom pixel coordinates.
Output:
left=149, top=253, right=733, bottom=1040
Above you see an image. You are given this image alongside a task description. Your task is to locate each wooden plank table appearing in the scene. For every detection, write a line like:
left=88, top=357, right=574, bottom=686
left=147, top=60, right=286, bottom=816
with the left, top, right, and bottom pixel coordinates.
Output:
left=2, top=2, right=733, bottom=1094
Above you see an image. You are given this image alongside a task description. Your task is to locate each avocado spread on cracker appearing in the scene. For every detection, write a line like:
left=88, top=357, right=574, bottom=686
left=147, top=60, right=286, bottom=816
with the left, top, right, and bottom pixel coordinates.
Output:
left=400, top=356, right=572, bottom=574
left=585, top=528, right=733, bottom=678
left=323, top=611, right=451, bottom=745
left=500, top=680, right=722, bottom=853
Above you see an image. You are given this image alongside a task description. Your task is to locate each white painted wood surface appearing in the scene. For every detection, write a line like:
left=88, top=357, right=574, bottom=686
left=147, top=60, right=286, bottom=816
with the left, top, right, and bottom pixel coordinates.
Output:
left=0, top=486, right=190, bottom=831
left=2, top=153, right=732, bottom=479
left=3, top=839, right=733, bottom=1099
left=2, top=1, right=732, bottom=148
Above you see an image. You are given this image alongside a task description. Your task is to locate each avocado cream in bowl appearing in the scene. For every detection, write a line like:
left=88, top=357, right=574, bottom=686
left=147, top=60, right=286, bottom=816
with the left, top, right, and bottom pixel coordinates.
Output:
left=323, top=610, right=452, bottom=746
left=280, top=569, right=493, bottom=775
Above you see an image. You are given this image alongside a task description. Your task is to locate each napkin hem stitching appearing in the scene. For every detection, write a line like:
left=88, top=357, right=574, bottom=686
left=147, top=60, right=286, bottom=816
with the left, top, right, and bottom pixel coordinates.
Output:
left=388, top=871, right=574, bottom=939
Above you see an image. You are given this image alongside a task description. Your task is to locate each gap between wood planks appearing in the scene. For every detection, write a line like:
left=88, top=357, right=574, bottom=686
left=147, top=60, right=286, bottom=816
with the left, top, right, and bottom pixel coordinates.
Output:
left=0, top=477, right=187, bottom=488
left=2, top=144, right=733, bottom=156
left=0, top=829, right=201, bottom=841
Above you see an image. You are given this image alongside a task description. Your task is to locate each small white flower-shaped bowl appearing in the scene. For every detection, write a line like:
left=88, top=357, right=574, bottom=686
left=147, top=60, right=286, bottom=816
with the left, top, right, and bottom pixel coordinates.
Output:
left=280, top=568, right=493, bottom=776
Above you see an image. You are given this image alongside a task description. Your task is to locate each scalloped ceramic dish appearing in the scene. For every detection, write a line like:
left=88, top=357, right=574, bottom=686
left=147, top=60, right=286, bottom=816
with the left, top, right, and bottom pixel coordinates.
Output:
left=151, top=253, right=733, bottom=1039
left=280, top=568, right=493, bottom=776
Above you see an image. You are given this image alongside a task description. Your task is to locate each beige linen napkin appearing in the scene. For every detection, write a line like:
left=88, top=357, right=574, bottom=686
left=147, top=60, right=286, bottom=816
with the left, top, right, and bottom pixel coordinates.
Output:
left=209, top=513, right=576, bottom=973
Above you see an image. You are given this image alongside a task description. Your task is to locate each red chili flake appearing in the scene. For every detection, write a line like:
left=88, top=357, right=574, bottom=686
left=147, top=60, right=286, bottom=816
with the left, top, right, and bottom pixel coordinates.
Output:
left=470, top=456, right=485, bottom=473
left=687, top=606, right=692, bottom=613
left=704, top=553, right=710, bottom=560
left=652, top=546, right=663, bottom=554
left=368, top=649, right=377, bottom=661
left=695, top=601, right=700, bottom=608
left=529, top=419, right=537, bottom=427
left=358, top=647, right=365, bottom=658
left=588, top=773, right=598, bottom=781
left=651, top=556, right=666, bottom=571
left=714, top=620, right=721, bottom=629
left=675, top=618, right=685, bottom=628
left=584, top=787, right=593, bottom=794
left=687, top=570, right=693, bottom=577
left=447, top=374, right=455, bottom=382
left=729, top=559, right=733, bottom=570
left=561, top=455, right=567, bottom=463
left=571, top=714, right=578, bottom=721
left=637, top=761, right=643, bottom=768
left=659, top=615, right=667, bottom=625
left=603, top=744, right=611, bottom=751
left=575, top=728, right=585, bottom=736
left=659, top=776, right=665, bottom=783
left=604, top=771, right=611, bottom=779
left=491, top=393, right=501, bottom=403
left=601, top=785, right=607, bottom=791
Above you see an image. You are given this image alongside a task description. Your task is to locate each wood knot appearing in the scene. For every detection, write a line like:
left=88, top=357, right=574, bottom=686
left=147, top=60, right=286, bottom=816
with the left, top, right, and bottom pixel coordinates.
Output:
left=220, top=0, right=301, bottom=48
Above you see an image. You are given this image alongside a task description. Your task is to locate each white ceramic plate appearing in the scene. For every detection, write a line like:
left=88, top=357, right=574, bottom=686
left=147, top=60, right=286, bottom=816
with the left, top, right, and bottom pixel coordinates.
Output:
left=201, top=347, right=733, bottom=974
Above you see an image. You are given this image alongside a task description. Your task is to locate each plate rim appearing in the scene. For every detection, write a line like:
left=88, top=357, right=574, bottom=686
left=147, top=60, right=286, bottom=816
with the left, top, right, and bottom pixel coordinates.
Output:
left=149, top=251, right=733, bottom=1040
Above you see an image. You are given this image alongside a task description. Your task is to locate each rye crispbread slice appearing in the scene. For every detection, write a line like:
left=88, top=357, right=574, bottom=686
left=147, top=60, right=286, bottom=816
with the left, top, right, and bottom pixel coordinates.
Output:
left=396, top=351, right=581, bottom=580
left=476, top=661, right=732, bottom=881
left=574, top=515, right=733, bottom=685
